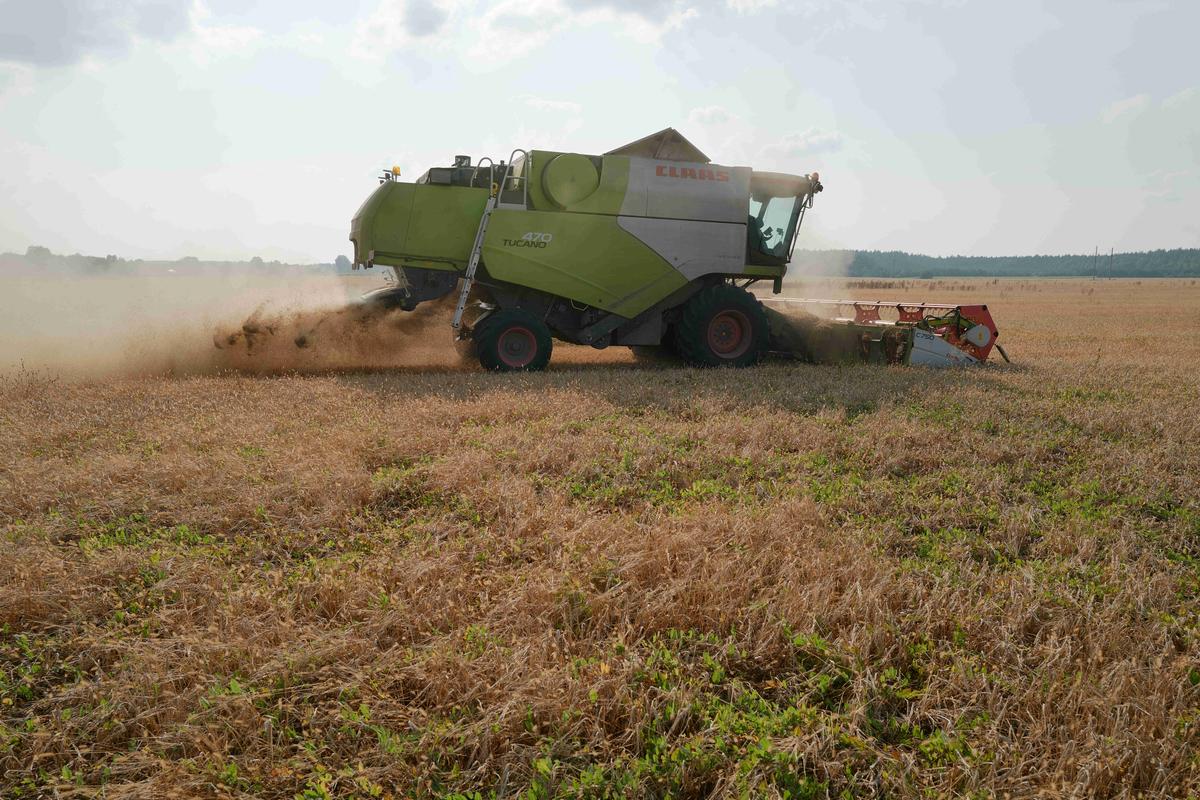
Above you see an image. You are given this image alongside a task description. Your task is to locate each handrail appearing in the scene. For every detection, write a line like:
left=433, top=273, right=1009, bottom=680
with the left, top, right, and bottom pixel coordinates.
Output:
left=496, top=149, right=529, bottom=206
left=450, top=148, right=530, bottom=332
left=469, top=157, right=495, bottom=191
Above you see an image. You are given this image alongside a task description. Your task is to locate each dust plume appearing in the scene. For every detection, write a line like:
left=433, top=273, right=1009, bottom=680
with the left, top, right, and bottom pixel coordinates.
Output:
left=0, top=257, right=461, bottom=380
left=780, top=248, right=857, bottom=302
left=211, top=292, right=467, bottom=374
left=764, top=305, right=866, bottom=364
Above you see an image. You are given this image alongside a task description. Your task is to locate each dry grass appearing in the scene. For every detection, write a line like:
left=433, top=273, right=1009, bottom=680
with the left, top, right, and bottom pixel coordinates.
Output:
left=2, top=278, right=1198, bottom=798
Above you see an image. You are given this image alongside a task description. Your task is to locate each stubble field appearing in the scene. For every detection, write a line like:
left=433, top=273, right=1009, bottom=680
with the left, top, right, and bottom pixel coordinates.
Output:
left=2, top=278, right=1199, bottom=798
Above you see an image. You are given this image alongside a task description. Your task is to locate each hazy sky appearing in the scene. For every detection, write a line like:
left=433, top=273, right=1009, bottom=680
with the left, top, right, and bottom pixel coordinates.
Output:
left=0, top=0, right=1196, bottom=261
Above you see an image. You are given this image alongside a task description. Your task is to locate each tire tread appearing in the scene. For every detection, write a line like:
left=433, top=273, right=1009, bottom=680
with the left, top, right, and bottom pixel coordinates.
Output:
left=473, top=309, right=553, bottom=372
left=673, top=284, right=769, bottom=367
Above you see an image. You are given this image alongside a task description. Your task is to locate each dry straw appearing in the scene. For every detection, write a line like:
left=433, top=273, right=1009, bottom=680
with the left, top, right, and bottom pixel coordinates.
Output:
left=1, top=278, right=1198, bottom=798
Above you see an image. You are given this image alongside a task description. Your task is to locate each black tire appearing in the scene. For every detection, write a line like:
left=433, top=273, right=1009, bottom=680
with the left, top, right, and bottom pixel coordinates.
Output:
left=473, top=309, right=553, bottom=372
left=673, top=284, right=769, bottom=367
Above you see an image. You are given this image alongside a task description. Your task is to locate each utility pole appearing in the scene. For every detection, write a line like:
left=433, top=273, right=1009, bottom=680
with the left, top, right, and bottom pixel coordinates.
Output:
left=1093, top=246, right=1099, bottom=280
left=1109, top=247, right=1114, bottom=279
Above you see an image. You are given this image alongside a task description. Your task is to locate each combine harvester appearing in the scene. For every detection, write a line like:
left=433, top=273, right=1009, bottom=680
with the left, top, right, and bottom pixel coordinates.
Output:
left=348, top=128, right=1003, bottom=370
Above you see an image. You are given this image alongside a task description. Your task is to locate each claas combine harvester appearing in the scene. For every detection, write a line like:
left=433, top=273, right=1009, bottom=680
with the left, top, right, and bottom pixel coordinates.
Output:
left=349, top=128, right=1004, bottom=371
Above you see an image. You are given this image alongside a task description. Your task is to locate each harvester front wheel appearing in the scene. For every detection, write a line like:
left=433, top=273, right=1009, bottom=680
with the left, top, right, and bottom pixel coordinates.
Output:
left=674, top=284, right=768, bottom=367
left=473, top=310, right=553, bottom=372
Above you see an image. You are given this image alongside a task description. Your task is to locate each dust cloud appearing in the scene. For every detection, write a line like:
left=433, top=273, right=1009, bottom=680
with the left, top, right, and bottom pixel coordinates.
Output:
left=761, top=247, right=873, bottom=363
left=0, top=266, right=464, bottom=380
left=0, top=243, right=859, bottom=382
left=763, top=305, right=866, bottom=364
left=211, top=291, right=468, bottom=374
left=780, top=248, right=857, bottom=302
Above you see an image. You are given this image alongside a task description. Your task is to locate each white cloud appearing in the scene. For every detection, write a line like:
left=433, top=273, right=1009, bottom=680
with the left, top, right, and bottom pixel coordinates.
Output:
left=765, top=128, right=844, bottom=157
left=351, top=0, right=453, bottom=44
left=479, top=0, right=699, bottom=58
left=0, top=61, right=33, bottom=96
left=403, top=0, right=451, bottom=36
left=467, top=0, right=566, bottom=60
left=521, top=95, right=583, bottom=114
left=1162, top=87, right=1196, bottom=112
left=3, top=0, right=1196, bottom=260
left=562, top=0, right=682, bottom=22
left=1142, top=168, right=1196, bottom=204
left=0, top=0, right=192, bottom=66
left=351, top=0, right=467, bottom=60
left=187, top=2, right=262, bottom=63
left=562, top=0, right=781, bottom=31
left=192, top=24, right=261, bottom=55
left=516, top=96, right=585, bottom=143
left=725, top=0, right=778, bottom=12
left=354, top=0, right=698, bottom=65
left=0, top=1, right=264, bottom=69
left=1101, top=94, right=1150, bottom=124
left=688, top=105, right=732, bottom=125
left=289, top=31, right=325, bottom=48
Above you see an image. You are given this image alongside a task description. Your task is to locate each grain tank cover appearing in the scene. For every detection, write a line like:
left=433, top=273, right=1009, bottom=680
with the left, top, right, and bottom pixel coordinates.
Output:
left=542, top=153, right=601, bottom=207
left=606, top=128, right=710, bottom=163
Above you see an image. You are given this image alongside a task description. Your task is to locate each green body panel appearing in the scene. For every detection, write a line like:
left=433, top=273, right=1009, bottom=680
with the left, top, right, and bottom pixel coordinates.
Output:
left=350, top=182, right=488, bottom=270
left=526, top=151, right=630, bottom=215
left=481, top=209, right=688, bottom=318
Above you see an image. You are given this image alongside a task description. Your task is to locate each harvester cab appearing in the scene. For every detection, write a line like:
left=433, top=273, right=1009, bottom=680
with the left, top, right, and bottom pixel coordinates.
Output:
left=747, top=172, right=817, bottom=267
left=348, top=127, right=1001, bottom=371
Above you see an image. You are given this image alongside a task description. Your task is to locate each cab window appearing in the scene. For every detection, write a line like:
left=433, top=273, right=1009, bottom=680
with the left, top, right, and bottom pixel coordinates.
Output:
left=747, top=194, right=802, bottom=265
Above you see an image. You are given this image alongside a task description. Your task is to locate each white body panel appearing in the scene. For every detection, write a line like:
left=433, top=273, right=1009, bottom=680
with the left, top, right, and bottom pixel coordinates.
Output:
left=617, top=216, right=746, bottom=280
left=908, top=329, right=979, bottom=367
left=621, top=157, right=752, bottom=224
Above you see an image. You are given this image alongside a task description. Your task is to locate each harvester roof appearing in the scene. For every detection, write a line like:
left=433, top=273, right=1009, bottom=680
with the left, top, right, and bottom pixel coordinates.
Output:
left=751, top=171, right=820, bottom=200
left=605, top=127, right=710, bottom=163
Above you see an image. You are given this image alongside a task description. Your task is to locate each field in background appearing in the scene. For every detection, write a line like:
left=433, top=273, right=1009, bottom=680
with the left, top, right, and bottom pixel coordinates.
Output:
left=2, top=279, right=1199, bottom=797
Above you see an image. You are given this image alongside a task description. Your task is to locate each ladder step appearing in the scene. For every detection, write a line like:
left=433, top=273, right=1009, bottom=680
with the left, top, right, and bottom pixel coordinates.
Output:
left=452, top=195, right=498, bottom=330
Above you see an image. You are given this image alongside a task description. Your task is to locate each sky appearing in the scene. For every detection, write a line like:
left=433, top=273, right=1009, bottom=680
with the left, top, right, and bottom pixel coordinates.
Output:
left=0, top=0, right=1196, bottom=262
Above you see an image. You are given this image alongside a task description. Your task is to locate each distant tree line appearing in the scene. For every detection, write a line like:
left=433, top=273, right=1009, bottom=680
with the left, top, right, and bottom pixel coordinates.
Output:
left=8, top=244, right=1199, bottom=279
left=1, top=245, right=342, bottom=276
left=792, top=248, right=1200, bottom=278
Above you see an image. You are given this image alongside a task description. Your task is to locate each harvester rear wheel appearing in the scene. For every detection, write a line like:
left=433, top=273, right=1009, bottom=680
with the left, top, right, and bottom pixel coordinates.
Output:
left=674, top=284, right=768, bottom=367
left=473, top=309, right=553, bottom=372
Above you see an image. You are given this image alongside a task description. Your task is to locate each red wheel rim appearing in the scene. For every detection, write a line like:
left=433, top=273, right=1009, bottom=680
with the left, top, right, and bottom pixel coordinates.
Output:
left=707, top=310, right=751, bottom=358
left=497, top=326, right=537, bottom=368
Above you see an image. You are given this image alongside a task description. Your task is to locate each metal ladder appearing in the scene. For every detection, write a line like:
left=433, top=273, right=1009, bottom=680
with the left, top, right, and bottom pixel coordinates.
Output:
left=451, top=149, right=528, bottom=331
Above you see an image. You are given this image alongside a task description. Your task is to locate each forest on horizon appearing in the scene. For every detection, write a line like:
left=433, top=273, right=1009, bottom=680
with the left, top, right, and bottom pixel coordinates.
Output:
left=793, top=247, right=1200, bottom=278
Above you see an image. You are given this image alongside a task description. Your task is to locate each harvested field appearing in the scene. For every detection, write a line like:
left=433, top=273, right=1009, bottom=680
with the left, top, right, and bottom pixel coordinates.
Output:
left=2, top=278, right=1198, bottom=798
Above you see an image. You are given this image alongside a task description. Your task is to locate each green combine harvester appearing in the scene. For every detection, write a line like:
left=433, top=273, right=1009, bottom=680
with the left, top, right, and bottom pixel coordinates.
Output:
left=350, top=128, right=1003, bottom=370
